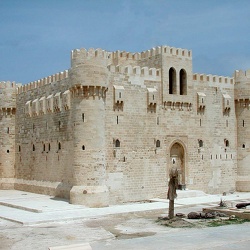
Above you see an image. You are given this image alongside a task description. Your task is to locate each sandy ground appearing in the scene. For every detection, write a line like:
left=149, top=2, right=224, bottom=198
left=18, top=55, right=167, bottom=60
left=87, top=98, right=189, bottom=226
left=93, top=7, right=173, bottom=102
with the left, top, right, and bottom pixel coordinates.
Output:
left=2, top=204, right=249, bottom=250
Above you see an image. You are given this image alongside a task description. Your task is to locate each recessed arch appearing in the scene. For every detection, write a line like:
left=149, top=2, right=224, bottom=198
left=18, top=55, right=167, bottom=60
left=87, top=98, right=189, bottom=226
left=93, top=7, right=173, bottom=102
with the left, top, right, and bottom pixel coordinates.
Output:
left=179, top=69, right=187, bottom=95
left=169, top=67, right=177, bottom=94
left=169, top=140, right=186, bottom=188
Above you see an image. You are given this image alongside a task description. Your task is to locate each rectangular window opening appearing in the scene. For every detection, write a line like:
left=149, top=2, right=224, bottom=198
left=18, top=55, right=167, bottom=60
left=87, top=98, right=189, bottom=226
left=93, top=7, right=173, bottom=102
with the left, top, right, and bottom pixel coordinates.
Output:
left=82, top=113, right=85, bottom=122
left=117, top=116, right=119, bottom=124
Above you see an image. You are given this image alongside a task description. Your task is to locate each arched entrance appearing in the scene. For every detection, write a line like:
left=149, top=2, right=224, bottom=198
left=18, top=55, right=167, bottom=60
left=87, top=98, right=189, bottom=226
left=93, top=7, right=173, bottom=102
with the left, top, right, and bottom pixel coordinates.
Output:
left=170, top=142, right=185, bottom=189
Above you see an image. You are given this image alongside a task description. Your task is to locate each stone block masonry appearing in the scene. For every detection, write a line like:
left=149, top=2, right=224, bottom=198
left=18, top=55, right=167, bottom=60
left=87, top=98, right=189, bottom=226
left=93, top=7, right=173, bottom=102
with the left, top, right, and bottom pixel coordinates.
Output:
left=0, top=45, right=249, bottom=207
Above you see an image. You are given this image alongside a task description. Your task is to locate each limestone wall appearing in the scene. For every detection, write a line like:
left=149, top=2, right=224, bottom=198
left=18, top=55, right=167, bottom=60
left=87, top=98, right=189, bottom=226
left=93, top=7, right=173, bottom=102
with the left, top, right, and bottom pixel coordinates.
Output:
left=0, top=81, right=19, bottom=189
left=0, top=45, right=247, bottom=207
left=15, top=75, right=74, bottom=198
left=235, top=70, right=250, bottom=191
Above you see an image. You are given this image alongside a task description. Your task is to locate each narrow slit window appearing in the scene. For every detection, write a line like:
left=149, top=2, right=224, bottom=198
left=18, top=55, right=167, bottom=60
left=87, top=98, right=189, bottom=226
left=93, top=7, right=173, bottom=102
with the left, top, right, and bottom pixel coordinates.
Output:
left=115, top=139, right=120, bottom=148
left=82, top=113, right=85, bottom=122
left=117, top=116, right=119, bottom=124
left=243, top=120, right=245, bottom=127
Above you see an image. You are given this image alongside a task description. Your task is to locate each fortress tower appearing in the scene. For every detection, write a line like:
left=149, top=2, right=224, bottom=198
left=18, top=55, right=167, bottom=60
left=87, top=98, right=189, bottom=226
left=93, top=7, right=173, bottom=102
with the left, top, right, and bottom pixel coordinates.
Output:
left=69, top=49, right=109, bottom=207
left=0, top=81, right=18, bottom=189
left=235, top=70, right=250, bottom=191
left=0, top=45, right=249, bottom=208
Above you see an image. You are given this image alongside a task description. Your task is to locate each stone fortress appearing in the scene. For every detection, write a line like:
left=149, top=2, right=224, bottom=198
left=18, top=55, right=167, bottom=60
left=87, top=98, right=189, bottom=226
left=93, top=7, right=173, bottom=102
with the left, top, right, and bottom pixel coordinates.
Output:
left=1, top=45, right=250, bottom=207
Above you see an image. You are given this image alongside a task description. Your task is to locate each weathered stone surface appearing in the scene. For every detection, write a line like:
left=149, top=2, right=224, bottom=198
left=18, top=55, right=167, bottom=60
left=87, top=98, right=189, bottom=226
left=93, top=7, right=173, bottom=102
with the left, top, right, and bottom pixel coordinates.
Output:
left=0, top=45, right=250, bottom=207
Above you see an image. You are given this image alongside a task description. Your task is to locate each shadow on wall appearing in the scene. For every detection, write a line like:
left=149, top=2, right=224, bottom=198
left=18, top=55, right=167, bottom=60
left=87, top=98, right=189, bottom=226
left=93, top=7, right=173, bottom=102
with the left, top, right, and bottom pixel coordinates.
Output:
left=53, top=182, right=72, bottom=200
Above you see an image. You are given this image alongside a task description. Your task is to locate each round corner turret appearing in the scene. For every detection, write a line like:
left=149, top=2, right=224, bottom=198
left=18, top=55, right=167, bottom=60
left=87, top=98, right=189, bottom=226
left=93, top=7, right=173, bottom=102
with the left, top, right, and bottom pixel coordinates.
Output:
left=70, top=48, right=109, bottom=88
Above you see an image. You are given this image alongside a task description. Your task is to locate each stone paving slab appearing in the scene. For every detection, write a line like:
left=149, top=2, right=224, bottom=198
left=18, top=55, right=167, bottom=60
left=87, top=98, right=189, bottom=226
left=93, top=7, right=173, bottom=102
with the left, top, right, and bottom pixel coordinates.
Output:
left=48, top=243, right=92, bottom=250
left=0, top=190, right=250, bottom=225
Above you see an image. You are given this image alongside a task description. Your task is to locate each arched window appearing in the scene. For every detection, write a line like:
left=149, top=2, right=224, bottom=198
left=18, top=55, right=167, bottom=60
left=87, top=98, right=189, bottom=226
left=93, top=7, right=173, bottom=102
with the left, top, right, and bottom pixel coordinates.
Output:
left=115, top=139, right=120, bottom=148
left=82, top=145, right=85, bottom=150
left=198, top=139, right=203, bottom=147
left=156, top=140, right=160, bottom=148
left=224, top=139, right=229, bottom=147
left=180, top=69, right=187, bottom=95
left=242, top=144, right=245, bottom=149
left=169, top=67, right=176, bottom=94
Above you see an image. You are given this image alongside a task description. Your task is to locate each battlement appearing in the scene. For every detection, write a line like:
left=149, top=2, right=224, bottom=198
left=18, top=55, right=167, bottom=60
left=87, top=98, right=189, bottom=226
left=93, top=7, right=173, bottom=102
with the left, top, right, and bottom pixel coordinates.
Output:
left=71, top=48, right=109, bottom=60
left=234, top=69, right=250, bottom=82
left=71, top=45, right=192, bottom=64
left=107, top=64, right=161, bottom=78
left=111, top=46, right=192, bottom=60
left=193, top=73, right=234, bottom=85
left=0, top=81, right=19, bottom=89
left=17, top=70, right=69, bottom=94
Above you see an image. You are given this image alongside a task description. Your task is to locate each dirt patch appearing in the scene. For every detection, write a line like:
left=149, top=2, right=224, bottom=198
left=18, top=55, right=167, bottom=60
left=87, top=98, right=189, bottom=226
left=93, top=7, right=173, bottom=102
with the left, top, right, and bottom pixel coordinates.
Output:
left=157, top=216, right=250, bottom=228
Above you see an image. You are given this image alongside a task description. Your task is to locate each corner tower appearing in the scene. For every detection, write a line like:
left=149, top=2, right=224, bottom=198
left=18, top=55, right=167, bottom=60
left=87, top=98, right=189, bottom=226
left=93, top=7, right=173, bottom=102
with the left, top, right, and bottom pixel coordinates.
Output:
left=235, top=69, right=250, bottom=191
left=0, top=81, right=18, bottom=189
left=69, top=48, right=109, bottom=207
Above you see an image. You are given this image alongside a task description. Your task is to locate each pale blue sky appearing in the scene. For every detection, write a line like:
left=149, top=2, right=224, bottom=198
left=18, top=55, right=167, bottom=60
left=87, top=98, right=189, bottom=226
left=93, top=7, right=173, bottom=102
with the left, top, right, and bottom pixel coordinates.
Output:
left=0, top=0, right=250, bottom=84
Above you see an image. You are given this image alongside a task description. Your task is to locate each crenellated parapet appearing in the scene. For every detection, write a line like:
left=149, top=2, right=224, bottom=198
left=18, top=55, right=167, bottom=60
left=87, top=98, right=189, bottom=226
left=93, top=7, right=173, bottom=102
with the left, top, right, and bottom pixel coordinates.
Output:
left=234, top=69, right=250, bottom=102
left=234, top=69, right=250, bottom=83
left=193, top=73, right=234, bottom=85
left=107, top=64, right=161, bottom=78
left=71, top=45, right=192, bottom=69
left=0, top=81, right=20, bottom=111
left=0, top=81, right=20, bottom=89
left=17, top=70, right=69, bottom=94
left=71, top=48, right=109, bottom=61
left=110, top=45, right=191, bottom=60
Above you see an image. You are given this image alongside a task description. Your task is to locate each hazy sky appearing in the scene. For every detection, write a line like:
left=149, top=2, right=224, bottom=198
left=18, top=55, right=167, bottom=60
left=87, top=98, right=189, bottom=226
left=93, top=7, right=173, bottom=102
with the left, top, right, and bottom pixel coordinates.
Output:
left=0, top=0, right=250, bottom=84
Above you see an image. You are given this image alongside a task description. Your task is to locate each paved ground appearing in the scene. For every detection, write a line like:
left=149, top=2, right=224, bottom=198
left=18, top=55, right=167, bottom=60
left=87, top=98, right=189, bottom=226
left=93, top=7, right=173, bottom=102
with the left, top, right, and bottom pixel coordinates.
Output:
left=0, top=190, right=250, bottom=249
